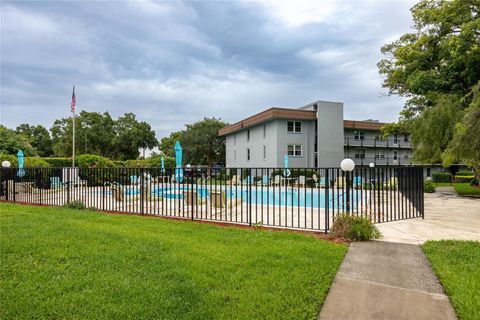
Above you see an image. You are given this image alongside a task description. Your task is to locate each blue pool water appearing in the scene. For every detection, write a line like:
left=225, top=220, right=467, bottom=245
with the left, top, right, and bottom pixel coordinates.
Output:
left=118, top=186, right=360, bottom=209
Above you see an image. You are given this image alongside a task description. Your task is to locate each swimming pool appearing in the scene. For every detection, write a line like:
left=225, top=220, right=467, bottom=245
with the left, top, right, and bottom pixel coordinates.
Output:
left=140, top=186, right=361, bottom=209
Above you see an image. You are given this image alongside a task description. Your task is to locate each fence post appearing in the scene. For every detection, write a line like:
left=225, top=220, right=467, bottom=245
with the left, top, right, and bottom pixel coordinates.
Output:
left=248, top=168, right=252, bottom=226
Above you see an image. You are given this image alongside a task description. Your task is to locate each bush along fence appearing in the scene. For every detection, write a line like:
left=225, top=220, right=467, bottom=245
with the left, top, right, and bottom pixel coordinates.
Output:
left=0, top=166, right=424, bottom=232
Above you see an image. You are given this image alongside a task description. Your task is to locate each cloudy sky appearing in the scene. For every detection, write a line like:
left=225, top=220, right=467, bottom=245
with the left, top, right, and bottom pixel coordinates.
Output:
left=1, top=0, right=416, bottom=139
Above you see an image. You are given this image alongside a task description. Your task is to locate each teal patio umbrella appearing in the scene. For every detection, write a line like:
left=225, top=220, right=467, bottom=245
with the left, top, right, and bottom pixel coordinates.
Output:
left=174, top=141, right=183, bottom=182
left=17, top=150, right=25, bottom=178
left=283, top=154, right=290, bottom=177
left=161, top=156, right=165, bottom=173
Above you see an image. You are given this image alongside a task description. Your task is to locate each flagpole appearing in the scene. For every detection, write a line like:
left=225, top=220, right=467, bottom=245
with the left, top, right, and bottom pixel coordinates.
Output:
left=72, top=110, right=75, bottom=167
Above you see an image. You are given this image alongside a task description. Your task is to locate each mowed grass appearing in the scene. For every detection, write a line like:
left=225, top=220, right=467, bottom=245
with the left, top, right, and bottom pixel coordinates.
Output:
left=423, top=240, right=480, bottom=320
left=453, top=183, right=480, bottom=197
left=0, top=203, right=346, bottom=320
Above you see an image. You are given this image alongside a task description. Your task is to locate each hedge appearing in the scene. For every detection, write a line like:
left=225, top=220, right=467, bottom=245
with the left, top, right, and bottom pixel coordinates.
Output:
left=454, top=175, right=475, bottom=183
left=432, top=172, right=452, bottom=183
left=456, top=170, right=476, bottom=176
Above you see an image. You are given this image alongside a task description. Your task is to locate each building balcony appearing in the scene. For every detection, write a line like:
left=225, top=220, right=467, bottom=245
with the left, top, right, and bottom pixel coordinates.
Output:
left=344, top=138, right=411, bottom=149
left=346, top=156, right=414, bottom=166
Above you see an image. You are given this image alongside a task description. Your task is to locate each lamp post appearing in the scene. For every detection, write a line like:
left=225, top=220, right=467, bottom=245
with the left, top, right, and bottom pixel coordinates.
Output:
left=340, top=158, right=355, bottom=213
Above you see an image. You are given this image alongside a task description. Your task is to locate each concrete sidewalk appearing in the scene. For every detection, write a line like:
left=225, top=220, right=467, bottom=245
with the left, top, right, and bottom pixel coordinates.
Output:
left=319, top=241, right=457, bottom=320
left=377, top=191, right=480, bottom=244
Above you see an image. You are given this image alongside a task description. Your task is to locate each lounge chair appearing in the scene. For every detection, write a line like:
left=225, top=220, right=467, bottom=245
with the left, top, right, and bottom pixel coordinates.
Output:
left=257, top=175, right=269, bottom=186
left=209, top=190, right=242, bottom=211
left=385, top=177, right=398, bottom=189
left=295, top=175, right=306, bottom=187
left=353, top=176, right=363, bottom=189
left=183, top=189, right=206, bottom=206
left=272, top=175, right=281, bottom=186
left=243, top=176, right=254, bottom=185
left=130, top=175, right=139, bottom=185
left=226, top=175, right=239, bottom=185
left=50, top=177, right=64, bottom=189
left=335, top=176, right=346, bottom=189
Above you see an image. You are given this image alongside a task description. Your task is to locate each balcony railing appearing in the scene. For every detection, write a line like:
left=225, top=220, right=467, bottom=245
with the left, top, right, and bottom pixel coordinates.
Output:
left=344, top=138, right=411, bottom=148
left=346, top=156, right=414, bottom=166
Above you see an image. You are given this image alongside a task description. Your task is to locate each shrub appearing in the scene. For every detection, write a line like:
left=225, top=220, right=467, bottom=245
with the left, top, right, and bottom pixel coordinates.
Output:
left=432, top=172, right=452, bottom=183
left=471, top=178, right=479, bottom=186
left=0, top=153, right=18, bottom=166
left=41, top=157, right=71, bottom=167
left=63, top=201, right=86, bottom=210
left=330, top=214, right=382, bottom=241
left=454, top=175, right=475, bottom=183
left=24, top=157, right=51, bottom=168
left=424, top=181, right=436, bottom=193
left=76, top=154, right=113, bottom=168
left=455, top=170, right=476, bottom=176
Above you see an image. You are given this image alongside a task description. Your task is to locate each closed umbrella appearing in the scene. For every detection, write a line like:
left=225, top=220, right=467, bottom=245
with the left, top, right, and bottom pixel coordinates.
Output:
left=17, top=150, right=25, bottom=178
left=161, top=156, right=165, bottom=173
left=174, top=141, right=183, bottom=183
left=283, top=154, right=290, bottom=177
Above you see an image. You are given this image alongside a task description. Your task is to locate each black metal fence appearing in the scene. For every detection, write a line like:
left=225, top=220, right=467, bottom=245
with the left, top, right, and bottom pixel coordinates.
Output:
left=0, top=166, right=424, bottom=232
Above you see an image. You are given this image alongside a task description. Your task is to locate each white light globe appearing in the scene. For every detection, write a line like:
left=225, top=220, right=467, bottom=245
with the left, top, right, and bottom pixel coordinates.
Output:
left=369, top=162, right=375, bottom=168
left=186, top=164, right=191, bottom=169
left=2, top=161, right=11, bottom=168
left=340, top=158, right=355, bottom=172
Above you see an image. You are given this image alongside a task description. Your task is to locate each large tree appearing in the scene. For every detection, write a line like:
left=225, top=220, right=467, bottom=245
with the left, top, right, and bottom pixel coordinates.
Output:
left=0, top=125, right=36, bottom=156
left=51, top=111, right=158, bottom=160
left=15, top=124, right=54, bottom=157
left=160, top=118, right=227, bottom=165
left=378, top=0, right=480, bottom=169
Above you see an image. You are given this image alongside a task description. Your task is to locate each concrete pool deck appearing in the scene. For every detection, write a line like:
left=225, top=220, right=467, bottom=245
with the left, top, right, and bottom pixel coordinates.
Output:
left=376, top=190, right=480, bottom=244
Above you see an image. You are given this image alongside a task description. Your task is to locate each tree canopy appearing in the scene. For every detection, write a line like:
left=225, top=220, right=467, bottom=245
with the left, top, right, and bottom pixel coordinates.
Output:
left=378, top=0, right=480, bottom=170
left=160, top=118, right=227, bottom=166
left=15, top=124, right=53, bottom=157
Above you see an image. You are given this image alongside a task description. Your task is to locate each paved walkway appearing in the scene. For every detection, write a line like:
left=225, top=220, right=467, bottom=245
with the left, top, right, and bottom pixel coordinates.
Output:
left=376, top=190, right=480, bottom=244
left=319, top=241, right=457, bottom=320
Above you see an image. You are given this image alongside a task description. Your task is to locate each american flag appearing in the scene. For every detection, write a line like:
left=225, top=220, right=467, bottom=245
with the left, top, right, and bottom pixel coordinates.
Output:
left=70, top=86, right=76, bottom=113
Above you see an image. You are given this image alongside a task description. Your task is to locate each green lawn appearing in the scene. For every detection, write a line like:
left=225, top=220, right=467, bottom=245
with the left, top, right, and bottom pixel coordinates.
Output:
left=423, top=240, right=480, bottom=320
left=0, top=203, right=346, bottom=319
left=453, top=183, right=480, bottom=197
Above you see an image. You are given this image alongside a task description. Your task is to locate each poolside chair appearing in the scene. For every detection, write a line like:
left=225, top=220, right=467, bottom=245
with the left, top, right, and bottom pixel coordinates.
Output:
left=50, top=177, right=64, bottom=189
left=353, top=176, right=363, bottom=189
left=295, top=175, right=306, bottom=187
left=183, top=189, right=206, bottom=207
left=111, top=183, right=124, bottom=202
left=272, top=175, right=281, bottom=186
left=209, top=190, right=242, bottom=211
left=384, top=177, right=398, bottom=190
left=257, top=175, right=269, bottom=186
left=311, top=174, right=327, bottom=188
left=130, top=175, right=139, bottom=185
left=226, top=175, right=239, bottom=185
left=243, top=176, right=254, bottom=185
left=335, top=176, right=346, bottom=189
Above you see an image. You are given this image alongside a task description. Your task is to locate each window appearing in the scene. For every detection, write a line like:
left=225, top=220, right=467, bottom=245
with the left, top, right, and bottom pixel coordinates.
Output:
left=375, top=150, right=385, bottom=159
left=263, top=124, right=266, bottom=138
left=393, top=150, right=398, bottom=160
left=263, top=145, right=266, bottom=160
left=404, top=154, right=409, bottom=159
left=374, top=134, right=380, bottom=140
left=246, top=148, right=251, bottom=161
left=234, top=150, right=236, bottom=161
left=234, top=134, right=236, bottom=145
left=247, top=130, right=250, bottom=142
left=354, top=131, right=364, bottom=140
left=393, top=134, right=398, bottom=144
left=404, top=135, right=409, bottom=142
left=287, top=145, right=302, bottom=156
left=354, top=149, right=365, bottom=159
left=287, top=121, right=302, bottom=133
left=426, top=168, right=431, bottom=178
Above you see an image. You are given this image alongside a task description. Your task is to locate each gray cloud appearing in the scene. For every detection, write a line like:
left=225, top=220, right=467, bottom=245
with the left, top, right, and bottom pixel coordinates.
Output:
left=1, top=0, right=416, bottom=139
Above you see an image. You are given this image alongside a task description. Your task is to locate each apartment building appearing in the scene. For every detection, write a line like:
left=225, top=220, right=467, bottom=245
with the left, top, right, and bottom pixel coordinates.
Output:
left=218, top=100, right=444, bottom=178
